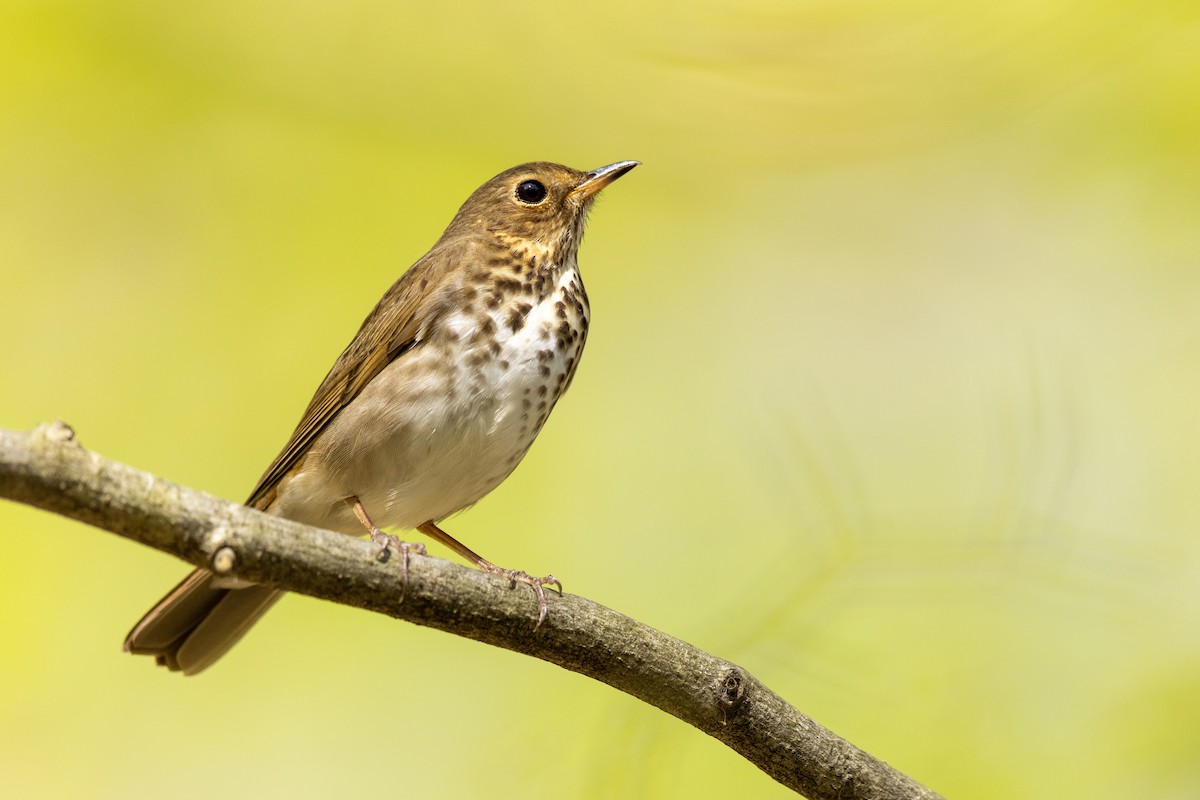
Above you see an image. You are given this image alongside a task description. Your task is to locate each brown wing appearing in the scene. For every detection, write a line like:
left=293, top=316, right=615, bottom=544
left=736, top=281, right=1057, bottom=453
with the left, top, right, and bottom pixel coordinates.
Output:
left=245, top=243, right=460, bottom=511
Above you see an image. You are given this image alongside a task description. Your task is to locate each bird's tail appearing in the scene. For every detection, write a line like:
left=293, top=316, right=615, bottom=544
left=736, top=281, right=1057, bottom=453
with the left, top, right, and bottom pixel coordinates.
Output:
left=123, top=569, right=282, bottom=675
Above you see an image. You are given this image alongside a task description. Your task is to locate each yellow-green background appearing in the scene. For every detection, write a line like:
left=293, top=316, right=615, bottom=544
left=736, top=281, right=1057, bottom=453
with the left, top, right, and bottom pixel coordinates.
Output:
left=2, top=2, right=1198, bottom=798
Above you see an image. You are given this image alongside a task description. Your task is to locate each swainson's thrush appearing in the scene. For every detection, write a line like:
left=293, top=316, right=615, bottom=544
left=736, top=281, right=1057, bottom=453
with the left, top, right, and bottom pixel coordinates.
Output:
left=124, top=160, right=639, bottom=674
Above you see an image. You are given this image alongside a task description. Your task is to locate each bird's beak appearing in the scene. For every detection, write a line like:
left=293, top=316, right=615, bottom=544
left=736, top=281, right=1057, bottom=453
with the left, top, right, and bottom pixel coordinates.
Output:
left=570, top=160, right=640, bottom=202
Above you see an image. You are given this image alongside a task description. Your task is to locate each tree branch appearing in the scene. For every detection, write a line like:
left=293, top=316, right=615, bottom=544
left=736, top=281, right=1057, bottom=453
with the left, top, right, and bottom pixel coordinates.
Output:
left=0, top=421, right=943, bottom=800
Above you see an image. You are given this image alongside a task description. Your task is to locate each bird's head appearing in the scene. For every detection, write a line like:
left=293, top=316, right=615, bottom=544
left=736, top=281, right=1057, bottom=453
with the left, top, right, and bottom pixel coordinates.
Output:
left=447, top=160, right=639, bottom=261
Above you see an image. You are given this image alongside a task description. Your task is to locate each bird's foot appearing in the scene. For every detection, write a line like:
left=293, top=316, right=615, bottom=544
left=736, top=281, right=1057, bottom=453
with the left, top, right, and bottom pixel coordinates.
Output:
left=413, top=520, right=562, bottom=629
left=479, top=565, right=563, bottom=629
left=369, top=528, right=427, bottom=595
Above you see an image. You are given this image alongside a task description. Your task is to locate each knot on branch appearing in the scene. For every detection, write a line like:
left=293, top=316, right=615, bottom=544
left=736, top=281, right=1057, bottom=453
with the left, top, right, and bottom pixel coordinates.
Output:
left=212, top=545, right=237, bottom=575
left=37, top=419, right=78, bottom=445
left=717, top=668, right=747, bottom=724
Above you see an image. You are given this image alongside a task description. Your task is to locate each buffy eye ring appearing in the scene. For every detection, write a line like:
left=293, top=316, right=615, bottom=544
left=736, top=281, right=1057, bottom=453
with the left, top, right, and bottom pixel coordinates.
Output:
left=515, top=180, right=547, bottom=204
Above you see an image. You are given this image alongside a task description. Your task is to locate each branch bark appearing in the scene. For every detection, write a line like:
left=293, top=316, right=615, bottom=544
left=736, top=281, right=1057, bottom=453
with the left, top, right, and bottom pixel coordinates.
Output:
left=0, top=421, right=944, bottom=800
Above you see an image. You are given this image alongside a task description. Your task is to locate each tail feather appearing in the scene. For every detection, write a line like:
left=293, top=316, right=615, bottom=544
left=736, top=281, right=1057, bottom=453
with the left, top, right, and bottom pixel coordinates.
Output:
left=124, top=569, right=282, bottom=675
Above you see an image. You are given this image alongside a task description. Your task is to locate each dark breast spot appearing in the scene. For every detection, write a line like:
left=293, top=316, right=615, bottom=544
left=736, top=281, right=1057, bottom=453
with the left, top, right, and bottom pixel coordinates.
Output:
left=507, top=302, right=532, bottom=333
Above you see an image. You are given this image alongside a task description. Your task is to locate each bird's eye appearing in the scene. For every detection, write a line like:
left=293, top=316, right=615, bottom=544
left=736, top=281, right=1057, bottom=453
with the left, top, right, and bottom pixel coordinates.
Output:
left=515, top=179, right=548, bottom=204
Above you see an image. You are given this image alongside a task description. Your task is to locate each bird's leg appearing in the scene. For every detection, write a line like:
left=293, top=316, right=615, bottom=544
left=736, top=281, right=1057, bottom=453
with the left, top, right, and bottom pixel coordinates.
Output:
left=417, top=521, right=562, bottom=629
left=344, top=496, right=426, bottom=592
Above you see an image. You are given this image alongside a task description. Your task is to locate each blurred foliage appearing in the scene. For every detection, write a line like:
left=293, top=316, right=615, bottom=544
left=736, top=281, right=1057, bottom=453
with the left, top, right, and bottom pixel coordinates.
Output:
left=2, top=1, right=1199, bottom=798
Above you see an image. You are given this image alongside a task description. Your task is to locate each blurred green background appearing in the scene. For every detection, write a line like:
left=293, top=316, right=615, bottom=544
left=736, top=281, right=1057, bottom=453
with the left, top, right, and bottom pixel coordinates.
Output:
left=2, top=1, right=1198, bottom=798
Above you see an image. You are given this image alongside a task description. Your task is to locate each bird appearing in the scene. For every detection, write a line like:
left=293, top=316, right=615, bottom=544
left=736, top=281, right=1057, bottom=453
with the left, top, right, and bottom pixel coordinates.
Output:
left=123, top=160, right=639, bottom=674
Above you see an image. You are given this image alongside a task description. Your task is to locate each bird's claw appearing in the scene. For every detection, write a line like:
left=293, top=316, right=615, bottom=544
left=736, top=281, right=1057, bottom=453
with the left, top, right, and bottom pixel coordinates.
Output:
left=369, top=528, right=427, bottom=597
left=488, top=568, right=562, bottom=630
